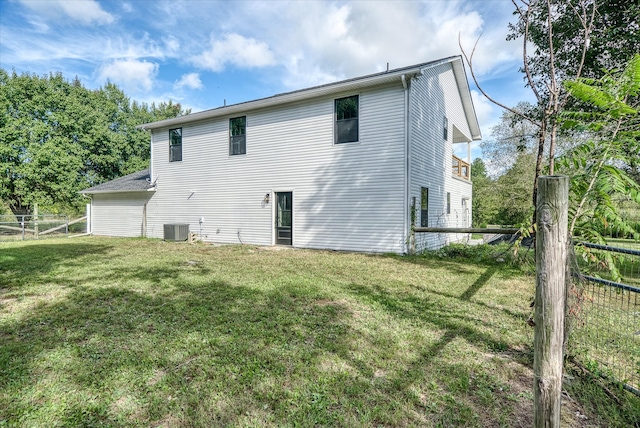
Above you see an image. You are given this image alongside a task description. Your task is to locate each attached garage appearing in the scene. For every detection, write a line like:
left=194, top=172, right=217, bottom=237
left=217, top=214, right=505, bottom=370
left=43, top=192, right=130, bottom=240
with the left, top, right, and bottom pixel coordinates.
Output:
left=81, top=170, right=155, bottom=238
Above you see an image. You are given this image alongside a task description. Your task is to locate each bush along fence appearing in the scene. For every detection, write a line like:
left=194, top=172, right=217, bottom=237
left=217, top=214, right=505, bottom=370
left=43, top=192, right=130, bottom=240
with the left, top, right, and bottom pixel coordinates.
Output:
left=0, top=214, right=87, bottom=241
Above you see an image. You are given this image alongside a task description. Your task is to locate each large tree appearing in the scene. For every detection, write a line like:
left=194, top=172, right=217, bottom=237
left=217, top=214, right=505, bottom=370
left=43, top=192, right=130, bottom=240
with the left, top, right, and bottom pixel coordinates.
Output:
left=462, top=0, right=640, bottom=222
left=0, top=70, right=189, bottom=216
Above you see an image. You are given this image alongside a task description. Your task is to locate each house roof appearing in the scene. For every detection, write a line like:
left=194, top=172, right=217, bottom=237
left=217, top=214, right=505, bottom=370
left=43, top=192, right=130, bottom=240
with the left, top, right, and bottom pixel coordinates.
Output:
left=139, top=56, right=481, bottom=140
left=80, top=169, right=155, bottom=194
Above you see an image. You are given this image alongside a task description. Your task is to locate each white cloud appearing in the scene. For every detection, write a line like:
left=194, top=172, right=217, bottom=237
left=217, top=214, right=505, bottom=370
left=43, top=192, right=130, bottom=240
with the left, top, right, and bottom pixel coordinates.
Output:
left=97, top=59, right=158, bottom=92
left=174, top=73, right=203, bottom=90
left=218, top=1, right=520, bottom=90
left=19, top=0, right=115, bottom=25
left=471, top=90, right=496, bottom=135
left=3, top=0, right=529, bottom=135
left=191, top=33, right=276, bottom=72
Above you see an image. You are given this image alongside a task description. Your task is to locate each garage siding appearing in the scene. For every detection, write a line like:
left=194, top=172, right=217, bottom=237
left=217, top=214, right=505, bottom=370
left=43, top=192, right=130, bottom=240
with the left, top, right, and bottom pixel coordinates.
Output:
left=91, top=192, right=153, bottom=238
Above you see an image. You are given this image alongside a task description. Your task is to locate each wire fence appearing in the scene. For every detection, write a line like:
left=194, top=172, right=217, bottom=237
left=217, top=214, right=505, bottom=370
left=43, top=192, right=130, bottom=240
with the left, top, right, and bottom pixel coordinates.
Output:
left=567, top=240, right=640, bottom=395
left=0, top=214, right=87, bottom=242
left=415, top=205, right=640, bottom=396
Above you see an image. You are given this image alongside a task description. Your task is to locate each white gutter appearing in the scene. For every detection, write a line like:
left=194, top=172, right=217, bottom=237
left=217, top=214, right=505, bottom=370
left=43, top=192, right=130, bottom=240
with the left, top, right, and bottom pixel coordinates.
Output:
left=149, top=131, right=154, bottom=183
left=137, top=58, right=461, bottom=131
left=80, top=188, right=157, bottom=195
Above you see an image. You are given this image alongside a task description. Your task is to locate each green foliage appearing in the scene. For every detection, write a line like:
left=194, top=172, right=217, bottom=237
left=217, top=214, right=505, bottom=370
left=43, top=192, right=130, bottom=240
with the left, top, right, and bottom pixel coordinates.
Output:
left=508, top=0, right=640, bottom=104
left=471, top=156, right=534, bottom=227
left=558, top=55, right=640, bottom=280
left=0, top=70, right=189, bottom=215
left=470, top=158, right=496, bottom=227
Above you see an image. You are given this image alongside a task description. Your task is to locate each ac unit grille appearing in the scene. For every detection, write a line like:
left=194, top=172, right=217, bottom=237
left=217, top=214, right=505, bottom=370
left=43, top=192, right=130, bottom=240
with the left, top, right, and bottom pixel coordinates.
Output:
left=164, top=223, right=189, bottom=241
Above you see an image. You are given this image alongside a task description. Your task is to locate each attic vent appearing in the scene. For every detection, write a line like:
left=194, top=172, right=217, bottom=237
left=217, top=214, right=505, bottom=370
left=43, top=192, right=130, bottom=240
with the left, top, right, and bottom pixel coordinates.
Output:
left=164, top=223, right=189, bottom=241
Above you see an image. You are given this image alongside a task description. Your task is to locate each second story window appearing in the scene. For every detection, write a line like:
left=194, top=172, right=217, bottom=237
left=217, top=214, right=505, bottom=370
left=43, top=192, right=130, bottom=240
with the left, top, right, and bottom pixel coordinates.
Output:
left=335, top=95, right=359, bottom=144
left=169, top=128, right=182, bottom=162
left=443, top=116, right=448, bottom=140
left=229, top=116, right=246, bottom=155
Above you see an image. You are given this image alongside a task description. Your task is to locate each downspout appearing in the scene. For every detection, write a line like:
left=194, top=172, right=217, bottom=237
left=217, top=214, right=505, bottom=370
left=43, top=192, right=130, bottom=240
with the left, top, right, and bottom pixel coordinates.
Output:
left=401, top=74, right=410, bottom=253
left=149, top=129, right=154, bottom=184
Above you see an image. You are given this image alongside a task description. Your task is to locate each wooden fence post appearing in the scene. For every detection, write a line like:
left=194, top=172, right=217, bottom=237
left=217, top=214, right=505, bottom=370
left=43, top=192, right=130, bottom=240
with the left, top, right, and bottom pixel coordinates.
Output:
left=34, top=203, right=39, bottom=239
left=534, top=175, right=569, bottom=427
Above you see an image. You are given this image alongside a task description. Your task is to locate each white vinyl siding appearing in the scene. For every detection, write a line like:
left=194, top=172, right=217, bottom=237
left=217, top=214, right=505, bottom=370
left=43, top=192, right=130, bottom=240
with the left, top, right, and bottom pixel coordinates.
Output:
left=409, top=62, right=473, bottom=250
left=91, top=193, right=153, bottom=237
left=145, top=83, right=407, bottom=253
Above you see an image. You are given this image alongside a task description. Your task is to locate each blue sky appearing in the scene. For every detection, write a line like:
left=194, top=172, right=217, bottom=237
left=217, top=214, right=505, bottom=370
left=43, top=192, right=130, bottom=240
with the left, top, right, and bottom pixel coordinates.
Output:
left=0, top=0, right=535, bottom=160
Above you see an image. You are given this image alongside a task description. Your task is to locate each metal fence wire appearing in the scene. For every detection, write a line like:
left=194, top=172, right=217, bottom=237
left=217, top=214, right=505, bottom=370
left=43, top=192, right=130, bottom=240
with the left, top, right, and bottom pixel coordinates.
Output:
left=567, top=241, right=640, bottom=396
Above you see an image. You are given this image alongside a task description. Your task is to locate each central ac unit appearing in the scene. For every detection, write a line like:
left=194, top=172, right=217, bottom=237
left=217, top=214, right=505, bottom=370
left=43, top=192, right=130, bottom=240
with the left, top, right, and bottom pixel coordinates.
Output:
left=164, top=223, right=189, bottom=241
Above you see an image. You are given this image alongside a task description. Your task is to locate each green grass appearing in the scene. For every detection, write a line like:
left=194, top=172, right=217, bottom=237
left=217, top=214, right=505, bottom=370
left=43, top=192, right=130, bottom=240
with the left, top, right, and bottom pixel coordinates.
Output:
left=1, top=237, right=638, bottom=427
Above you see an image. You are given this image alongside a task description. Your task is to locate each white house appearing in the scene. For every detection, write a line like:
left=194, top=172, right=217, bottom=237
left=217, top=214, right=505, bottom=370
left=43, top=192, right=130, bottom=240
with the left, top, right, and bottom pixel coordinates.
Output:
left=81, top=56, right=481, bottom=253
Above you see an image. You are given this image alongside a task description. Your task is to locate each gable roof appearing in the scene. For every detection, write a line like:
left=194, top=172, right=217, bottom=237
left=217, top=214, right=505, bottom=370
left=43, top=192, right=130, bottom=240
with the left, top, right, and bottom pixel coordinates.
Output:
left=80, top=169, right=154, bottom=194
left=139, top=56, right=481, bottom=140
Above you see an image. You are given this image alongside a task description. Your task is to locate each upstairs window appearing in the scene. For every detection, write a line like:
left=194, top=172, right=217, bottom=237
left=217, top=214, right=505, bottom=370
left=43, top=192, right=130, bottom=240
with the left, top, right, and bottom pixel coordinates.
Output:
left=420, top=187, right=429, bottom=227
left=169, top=128, right=182, bottom=162
left=447, top=192, right=451, bottom=214
left=443, top=116, right=448, bottom=140
left=335, top=95, right=359, bottom=144
left=229, top=116, right=246, bottom=155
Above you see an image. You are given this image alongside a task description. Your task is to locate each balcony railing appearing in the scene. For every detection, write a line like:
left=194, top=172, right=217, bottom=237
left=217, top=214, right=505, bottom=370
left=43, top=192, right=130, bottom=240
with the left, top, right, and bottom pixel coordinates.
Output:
left=452, top=155, right=470, bottom=180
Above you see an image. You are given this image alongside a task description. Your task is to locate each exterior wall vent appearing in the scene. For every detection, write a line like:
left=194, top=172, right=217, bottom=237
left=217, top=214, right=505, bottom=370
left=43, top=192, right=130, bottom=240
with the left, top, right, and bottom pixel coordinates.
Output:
left=163, top=223, right=189, bottom=241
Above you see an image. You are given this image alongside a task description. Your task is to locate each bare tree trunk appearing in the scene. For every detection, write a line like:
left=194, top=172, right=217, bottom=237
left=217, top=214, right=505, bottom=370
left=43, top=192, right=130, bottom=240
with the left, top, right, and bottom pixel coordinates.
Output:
left=532, top=120, right=547, bottom=224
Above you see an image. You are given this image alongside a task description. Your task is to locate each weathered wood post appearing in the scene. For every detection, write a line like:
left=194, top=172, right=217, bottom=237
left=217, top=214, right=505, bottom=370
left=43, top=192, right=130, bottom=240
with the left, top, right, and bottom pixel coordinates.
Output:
left=34, top=203, right=39, bottom=239
left=534, top=175, right=569, bottom=427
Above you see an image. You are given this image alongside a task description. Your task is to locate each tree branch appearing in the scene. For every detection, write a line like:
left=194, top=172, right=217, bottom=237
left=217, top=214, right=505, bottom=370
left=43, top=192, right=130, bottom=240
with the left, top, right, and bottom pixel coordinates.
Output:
left=458, top=33, right=539, bottom=127
left=511, top=0, right=542, bottom=103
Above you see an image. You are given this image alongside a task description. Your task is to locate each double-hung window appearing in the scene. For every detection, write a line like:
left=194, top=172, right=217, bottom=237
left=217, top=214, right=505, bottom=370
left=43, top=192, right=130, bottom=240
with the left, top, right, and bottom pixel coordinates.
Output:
left=169, top=128, right=182, bottom=162
left=335, top=95, right=359, bottom=144
left=229, top=116, right=246, bottom=155
left=443, top=116, right=448, bottom=140
left=420, top=187, right=429, bottom=227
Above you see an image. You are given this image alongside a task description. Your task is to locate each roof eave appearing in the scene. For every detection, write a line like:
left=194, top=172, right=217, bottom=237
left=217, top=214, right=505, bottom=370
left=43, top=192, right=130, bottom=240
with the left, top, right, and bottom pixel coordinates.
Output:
left=137, top=63, right=440, bottom=131
left=80, top=188, right=156, bottom=195
left=448, top=57, right=482, bottom=141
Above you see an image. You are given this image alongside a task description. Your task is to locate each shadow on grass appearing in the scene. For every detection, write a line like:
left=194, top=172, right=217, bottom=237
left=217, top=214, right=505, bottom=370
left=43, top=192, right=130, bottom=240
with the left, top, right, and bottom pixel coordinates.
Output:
left=0, top=242, right=114, bottom=290
left=0, top=272, right=355, bottom=426
left=380, top=248, right=533, bottom=281
left=345, top=265, right=511, bottom=353
left=1, top=241, right=539, bottom=427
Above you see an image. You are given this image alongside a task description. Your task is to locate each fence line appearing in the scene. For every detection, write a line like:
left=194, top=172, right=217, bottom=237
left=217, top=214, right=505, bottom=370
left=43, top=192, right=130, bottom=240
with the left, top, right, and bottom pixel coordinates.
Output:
left=414, top=209, right=640, bottom=398
left=568, top=240, right=640, bottom=396
left=0, top=214, right=88, bottom=241
left=414, top=209, right=472, bottom=251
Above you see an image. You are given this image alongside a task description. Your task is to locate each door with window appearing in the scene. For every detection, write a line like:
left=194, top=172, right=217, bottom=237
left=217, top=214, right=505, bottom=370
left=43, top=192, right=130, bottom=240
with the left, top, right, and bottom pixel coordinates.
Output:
left=275, top=192, right=292, bottom=245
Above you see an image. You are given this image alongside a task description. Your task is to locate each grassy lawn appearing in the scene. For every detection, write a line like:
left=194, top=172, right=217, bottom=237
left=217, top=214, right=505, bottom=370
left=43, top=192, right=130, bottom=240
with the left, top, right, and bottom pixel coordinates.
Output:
left=1, top=237, right=638, bottom=427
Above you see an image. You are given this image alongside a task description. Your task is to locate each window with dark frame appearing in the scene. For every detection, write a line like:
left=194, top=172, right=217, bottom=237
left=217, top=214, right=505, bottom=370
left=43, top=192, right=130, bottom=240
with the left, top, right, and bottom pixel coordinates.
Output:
left=335, top=95, right=359, bottom=144
left=169, top=128, right=182, bottom=162
left=447, top=192, right=451, bottom=214
left=229, top=116, right=246, bottom=155
left=420, top=187, right=429, bottom=227
left=443, top=116, right=448, bottom=140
